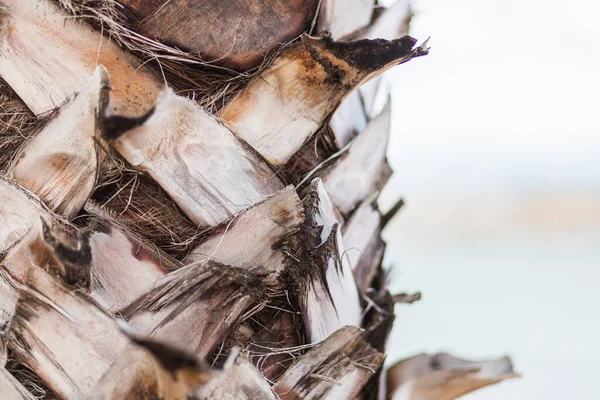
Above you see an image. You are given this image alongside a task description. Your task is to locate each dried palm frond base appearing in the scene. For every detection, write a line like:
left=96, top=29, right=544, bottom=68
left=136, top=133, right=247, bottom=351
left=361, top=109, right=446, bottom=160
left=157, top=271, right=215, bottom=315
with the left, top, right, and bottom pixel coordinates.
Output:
left=0, top=0, right=518, bottom=399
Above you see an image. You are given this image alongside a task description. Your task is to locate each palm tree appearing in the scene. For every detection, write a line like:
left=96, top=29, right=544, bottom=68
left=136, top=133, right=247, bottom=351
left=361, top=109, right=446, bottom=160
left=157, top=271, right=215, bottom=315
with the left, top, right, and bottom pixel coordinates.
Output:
left=0, top=0, right=517, bottom=398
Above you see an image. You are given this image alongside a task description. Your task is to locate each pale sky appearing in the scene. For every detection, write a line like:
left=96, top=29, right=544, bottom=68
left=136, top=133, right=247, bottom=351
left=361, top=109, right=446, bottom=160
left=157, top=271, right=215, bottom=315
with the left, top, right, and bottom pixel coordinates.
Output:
left=380, top=1, right=600, bottom=399
left=380, top=0, right=600, bottom=194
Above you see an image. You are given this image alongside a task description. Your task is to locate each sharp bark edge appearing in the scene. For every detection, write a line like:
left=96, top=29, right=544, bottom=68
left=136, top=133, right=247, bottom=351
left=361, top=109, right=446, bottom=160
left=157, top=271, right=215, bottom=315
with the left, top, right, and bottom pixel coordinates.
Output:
left=219, top=33, right=428, bottom=166
left=104, top=88, right=284, bottom=228
left=184, top=185, right=304, bottom=286
left=282, top=179, right=362, bottom=343
left=331, top=0, right=413, bottom=147
left=8, top=267, right=128, bottom=399
left=124, top=260, right=267, bottom=358
left=387, top=352, right=519, bottom=400
left=322, top=105, right=392, bottom=214
left=273, top=325, right=383, bottom=399
left=9, top=66, right=110, bottom=219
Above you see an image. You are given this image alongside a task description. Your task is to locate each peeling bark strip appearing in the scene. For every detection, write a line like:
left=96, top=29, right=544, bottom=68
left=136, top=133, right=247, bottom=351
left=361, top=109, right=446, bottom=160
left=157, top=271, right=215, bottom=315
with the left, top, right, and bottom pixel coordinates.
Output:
left=35, top=217, right=173, bottom=312
left=9, top=66, right=109, bottom=219
left=323, top=106, right=391, bottom=214
left=387, top=352, right=519, bottom=400
left=0, top=0, right=161, bottom=116
left=274, top=326, right=383, bottom=399
left=282, top=179, right=362, bottom=343
left=317, top=0, right=374, bottom=40
left=0, top=178, right=50, bottom=255
left=125, top=260, right=266, bottom=358
left=354, top=0, right=413, bottom=118
left=8, top=267, right=128, bottom=399
left=219, top=34, right=428, bottom=166
left=185, top=186, right=304, bottom=284
left=0, top=269, right=18, bottom=365
left=130, top=0, right=318, bottom=71
left=105, top=89, right=284, bottom=227
left=0, top=366, right=36, bottom=400
left=91, top=329, right=212, bottom=400
left=341, top=194, right=382, bottom=292
left=195, top=352, right=277, bottom=399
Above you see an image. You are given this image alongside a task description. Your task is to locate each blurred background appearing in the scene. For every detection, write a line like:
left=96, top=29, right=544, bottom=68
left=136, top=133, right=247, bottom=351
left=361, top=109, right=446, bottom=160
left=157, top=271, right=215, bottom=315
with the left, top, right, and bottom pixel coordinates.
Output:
left=378, top=0, right=600, bottom=398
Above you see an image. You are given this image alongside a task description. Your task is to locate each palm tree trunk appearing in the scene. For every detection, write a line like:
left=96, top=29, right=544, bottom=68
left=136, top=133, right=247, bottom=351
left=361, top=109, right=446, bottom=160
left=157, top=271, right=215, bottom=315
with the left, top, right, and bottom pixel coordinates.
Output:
left=0, top=1, right=517, bottom=399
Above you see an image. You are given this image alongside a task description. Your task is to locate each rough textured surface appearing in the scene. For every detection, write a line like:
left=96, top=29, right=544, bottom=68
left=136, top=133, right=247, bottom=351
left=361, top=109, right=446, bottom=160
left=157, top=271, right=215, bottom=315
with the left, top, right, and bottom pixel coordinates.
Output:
left=134, top=0, right=318, bottom=71
left=0, top=0, right=161, bottom=116
left=10, top=66, right=109, bottom=218
left=106, top=89, right=284, bottom=227
left=219, top=34, right=427, bottom=166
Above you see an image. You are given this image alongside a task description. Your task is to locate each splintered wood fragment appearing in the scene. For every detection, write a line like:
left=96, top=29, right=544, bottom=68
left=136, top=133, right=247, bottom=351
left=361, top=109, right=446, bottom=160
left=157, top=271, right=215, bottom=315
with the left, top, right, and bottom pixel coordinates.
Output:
left=387, top=352, right=519, bottom=400
left=0, top=366, right=36, bottom=400
left=0, top=270, right=18, bottom=365
left=341, top=194, right=382, bottom=292
left=219, top=34, right=427, bottom=166
left=0, top=0, right=161, bottom=116
left=355, top=0, right=413, bottom=118
left=300, top=179, right=362, bottom=343
left=105, top=89, right=284, bottom=227
left=184, top=186, right=304, bottom=284
left=8, top=267, right=128, bottom=399
left=322, top=106, right=391, bottom=214
left=274, top=326, right=383, bottom=399
left=331, top=0, right=412, bottom=148
left=0, top=178, right=49, bottom=255
left=91, top=328, right=212, bottom=400
left=9, top=66, right=109, bottom=218
left=195, top=352, right=277, bottom=399
left=33, top=218, right=173, bottom=312
left=330, top=91, right=368, bottom=148
left=124, top=261, right=265, bottom=358
left=134, top=0, right=318, bottom=71
left=317, top=0, right=374, bottom=40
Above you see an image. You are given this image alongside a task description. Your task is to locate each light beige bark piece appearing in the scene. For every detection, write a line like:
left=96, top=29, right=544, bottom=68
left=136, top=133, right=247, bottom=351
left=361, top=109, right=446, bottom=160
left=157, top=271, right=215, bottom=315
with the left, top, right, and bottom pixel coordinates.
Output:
left=91, top=333, right=212, bottom=400
left=388, top=352, right=519, bottom=400
left=330, top=90, right=367, bottom=148
left=195, top=353, right=277, bottom=400
left=184, top=186, right=304, bottom=284
left=0, top=269, right=18, bottom=366
left=317, top=0, right=374, bottom=40
left=0, top=367, right=36, bottom=400
left=108, top=89, right=284, bottom=227
left=303, top=179, right=362, bottom=343
left=10, top=66, right=109, bottom=218
left=274, top=326, right=383, bottom=399
left=0, top=0, right=161, bottom=116
left=219, top=34, right=427, bottom=166
left=9, top=266, right=128, bottom=399
left=0, top=178, right=49, bottom=255
left=125, top=261, right=263, bottom=358
left=88, top=225, right=169, bottom=312
left=322, top=106, right=391, bottom=214
left=341, top=194, right=380, bottom=276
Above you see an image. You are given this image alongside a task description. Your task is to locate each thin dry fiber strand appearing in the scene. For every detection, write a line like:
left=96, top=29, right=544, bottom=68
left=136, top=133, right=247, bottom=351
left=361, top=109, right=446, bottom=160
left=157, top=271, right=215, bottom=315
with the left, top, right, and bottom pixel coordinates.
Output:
left=55, top=0, right=296, bottom=112
left=0, top=80, right=46, bottom=173
left=5, top=353, right=55, bottom=400
left=89, top=156, right=204, bottom=259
